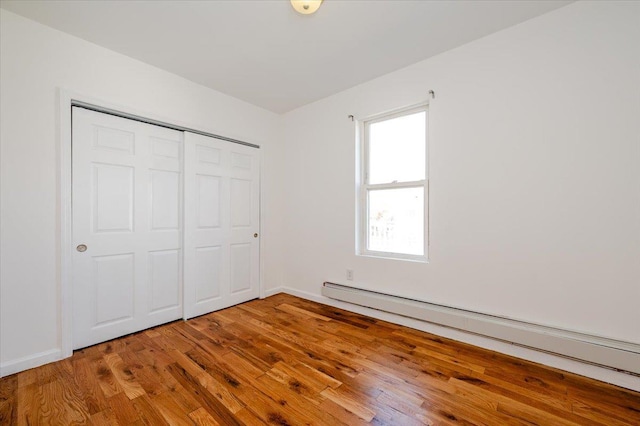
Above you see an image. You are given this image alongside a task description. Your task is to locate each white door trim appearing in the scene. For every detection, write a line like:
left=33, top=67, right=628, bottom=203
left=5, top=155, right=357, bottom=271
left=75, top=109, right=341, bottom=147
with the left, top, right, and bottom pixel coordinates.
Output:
left=58, top=88, right=263, bottom=358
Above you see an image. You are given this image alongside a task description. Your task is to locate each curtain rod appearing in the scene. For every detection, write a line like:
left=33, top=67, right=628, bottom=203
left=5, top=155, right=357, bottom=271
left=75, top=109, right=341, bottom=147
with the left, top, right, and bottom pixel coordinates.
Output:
left=348, top=90, right=435, bottom=121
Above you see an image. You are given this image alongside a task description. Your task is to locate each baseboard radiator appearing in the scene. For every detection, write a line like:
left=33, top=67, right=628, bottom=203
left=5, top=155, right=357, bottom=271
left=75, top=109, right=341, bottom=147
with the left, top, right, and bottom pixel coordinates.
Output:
left=322, top=282, right=640, bottom=375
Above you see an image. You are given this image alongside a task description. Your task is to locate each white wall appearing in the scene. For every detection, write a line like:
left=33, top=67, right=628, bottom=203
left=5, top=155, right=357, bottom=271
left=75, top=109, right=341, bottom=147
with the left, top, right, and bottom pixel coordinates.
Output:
left=0, top=10, right=284, bottom=371
left=279, top=1, right=640, bottom=345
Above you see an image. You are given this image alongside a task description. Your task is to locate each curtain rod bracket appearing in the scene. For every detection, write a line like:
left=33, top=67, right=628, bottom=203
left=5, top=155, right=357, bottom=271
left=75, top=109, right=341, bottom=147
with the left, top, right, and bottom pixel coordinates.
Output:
left=429, top=90, right=435, bottom=99
left=348, top=115, right=354, bottom=121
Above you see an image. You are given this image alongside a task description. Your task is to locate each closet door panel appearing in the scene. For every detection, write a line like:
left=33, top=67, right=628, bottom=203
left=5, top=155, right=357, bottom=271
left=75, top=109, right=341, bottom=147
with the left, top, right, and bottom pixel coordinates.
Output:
left=184, top=132, right=259, bottom=319
left=72, top=107, right=183, bottom=349
left=227, top=143, right=260, bottom=306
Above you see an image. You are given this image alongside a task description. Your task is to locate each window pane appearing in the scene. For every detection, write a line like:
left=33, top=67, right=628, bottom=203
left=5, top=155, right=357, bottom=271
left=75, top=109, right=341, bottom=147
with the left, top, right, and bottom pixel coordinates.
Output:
left=368, top=187, right=424, bottom=256
left=368, top=111, right=426, bottom=184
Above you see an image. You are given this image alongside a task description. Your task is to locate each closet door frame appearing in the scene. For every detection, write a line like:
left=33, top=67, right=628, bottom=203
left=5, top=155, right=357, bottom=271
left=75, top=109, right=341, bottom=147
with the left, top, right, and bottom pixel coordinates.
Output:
left=58, top=88, right=264, bottom=359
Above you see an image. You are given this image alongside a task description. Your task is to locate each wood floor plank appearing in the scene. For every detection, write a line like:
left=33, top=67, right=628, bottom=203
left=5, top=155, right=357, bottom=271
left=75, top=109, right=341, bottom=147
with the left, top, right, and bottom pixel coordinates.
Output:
left=166, top=363, right=243, bottom=426
left=43, top=376, right=91, bottom=424
left=0, top=396, right=17, bottom=425
left=0, top=374, right=17, bottom=425
left=92, top=357, right=124, bottom=399
left=151, top=391, right=196, bottom=426
left=70, top=357, right=110, bottom=415
left=236, top=302, right=269, bottom=317
left=1, top=293, right=638, bottom=425
left=135, top=346, right=175, bottom=369
left=276, top=303, right=333, bottom=321
left=103, top=352, right=146, bottom=400
left=221, top=350, right=266, bottom=379
left=376, top=390, right=434, bottom=425
left=16, top=368, right=38, bottom=390
left=108, top=391, right=142, bottom=425
left=221, top=373, right=303, bottom=426
left=119, top=350, right=167, bottom=398
left=321, top=387, right=377, bottom=421
left=253, top=372, right=349, bottom=425
left=89, top=408, right=120, bottom=425
left=233, top=407, right=269, bottom=425
left=370, top=401, right=432, bottom=426
left=188, top=406, right=221, bottom=426
left=30, top=362, right=58, bottom=387
left=294, top=361, right=343, bottom=390
left=131, top=393, right=170, bottom=426
left=15, top=383, right=40, bottom=426
left=158, top=382, right=201, bottom=415
left=317, top=397, right=371, bottom=426
left=178, top=350, right=246, bottom=413
left=267, top=361, right=330, bottom=396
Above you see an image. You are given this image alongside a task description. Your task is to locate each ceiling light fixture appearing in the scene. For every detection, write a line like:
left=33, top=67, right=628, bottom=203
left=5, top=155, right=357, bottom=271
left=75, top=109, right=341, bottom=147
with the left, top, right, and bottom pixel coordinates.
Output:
left=290, top=0, right=323, bottom=15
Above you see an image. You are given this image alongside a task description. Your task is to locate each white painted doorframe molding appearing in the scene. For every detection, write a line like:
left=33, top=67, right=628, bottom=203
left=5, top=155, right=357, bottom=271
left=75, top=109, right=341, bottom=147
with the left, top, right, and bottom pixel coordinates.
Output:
left=57, top=87, right=265, bottom=361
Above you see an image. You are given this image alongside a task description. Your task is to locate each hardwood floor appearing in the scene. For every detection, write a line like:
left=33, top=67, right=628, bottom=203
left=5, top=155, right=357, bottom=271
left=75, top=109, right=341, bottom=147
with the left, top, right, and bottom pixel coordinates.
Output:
left=1, top=293, right=639, bottom=425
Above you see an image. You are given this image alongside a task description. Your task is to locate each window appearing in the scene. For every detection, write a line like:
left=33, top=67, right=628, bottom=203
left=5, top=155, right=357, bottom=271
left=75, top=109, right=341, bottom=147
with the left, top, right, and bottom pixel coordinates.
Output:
left=358, top=105, right=428, bottom=261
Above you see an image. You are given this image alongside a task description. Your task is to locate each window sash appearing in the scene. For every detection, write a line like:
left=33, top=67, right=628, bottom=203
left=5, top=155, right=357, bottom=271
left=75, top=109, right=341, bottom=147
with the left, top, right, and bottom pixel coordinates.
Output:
left=363, top=106, right=428, bottom=186
left=360, top=181, right=428, bottom=261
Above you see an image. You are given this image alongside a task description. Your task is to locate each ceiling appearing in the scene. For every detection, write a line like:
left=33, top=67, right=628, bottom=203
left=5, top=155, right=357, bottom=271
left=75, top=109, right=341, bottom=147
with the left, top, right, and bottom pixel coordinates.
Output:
left=0, top=1, right=572, bottom=113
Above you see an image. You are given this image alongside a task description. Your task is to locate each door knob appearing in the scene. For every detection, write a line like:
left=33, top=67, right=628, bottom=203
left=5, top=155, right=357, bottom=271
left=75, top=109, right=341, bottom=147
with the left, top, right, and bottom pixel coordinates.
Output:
left=254, top=233, right=259, bottom=238
left=76, top=244, right=87, bottom=252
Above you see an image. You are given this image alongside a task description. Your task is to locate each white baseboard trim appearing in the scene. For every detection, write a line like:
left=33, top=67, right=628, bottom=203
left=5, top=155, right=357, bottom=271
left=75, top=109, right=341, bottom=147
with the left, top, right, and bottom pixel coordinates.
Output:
left=322, top=282, right=640, bottom=373
left=266, top=286, right=640, bottom=392
left=263, top=286, right=285, bottom=298
left=0, top=348, right=63, bottom=378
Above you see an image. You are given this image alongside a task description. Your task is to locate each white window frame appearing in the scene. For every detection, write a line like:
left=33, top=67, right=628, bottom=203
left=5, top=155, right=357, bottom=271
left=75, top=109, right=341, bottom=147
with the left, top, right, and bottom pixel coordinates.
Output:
left=357, top=104, right=429, bottom=262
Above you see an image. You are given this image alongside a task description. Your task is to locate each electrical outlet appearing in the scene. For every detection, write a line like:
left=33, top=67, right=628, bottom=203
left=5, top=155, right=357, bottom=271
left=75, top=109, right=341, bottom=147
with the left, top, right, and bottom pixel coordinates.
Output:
left=346, top=269, right=354, bottom=281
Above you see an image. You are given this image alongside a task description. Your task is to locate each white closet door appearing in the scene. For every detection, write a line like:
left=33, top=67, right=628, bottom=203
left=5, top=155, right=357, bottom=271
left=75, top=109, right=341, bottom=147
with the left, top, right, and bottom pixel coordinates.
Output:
left=183, top=132, right=260, bottom=319
left=72, top=107, right=183, bottom=349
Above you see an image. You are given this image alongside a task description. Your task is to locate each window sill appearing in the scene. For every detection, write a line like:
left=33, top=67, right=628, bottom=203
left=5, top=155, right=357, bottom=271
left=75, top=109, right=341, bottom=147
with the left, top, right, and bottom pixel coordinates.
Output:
left=357, top=252, right=428, bottom=264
